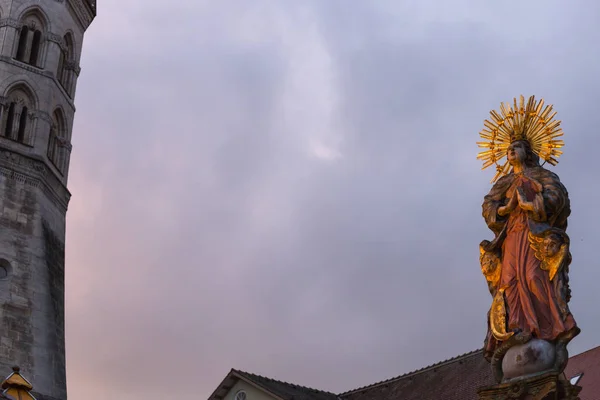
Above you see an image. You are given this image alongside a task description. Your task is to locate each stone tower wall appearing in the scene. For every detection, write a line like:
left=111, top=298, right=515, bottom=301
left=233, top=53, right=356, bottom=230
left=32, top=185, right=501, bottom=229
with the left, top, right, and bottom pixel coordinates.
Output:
left=0, top=1, right=95, bottom=399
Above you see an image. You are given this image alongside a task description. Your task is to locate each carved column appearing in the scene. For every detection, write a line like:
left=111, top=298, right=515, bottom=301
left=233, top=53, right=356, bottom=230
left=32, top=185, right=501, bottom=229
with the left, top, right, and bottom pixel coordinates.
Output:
left=64, top=61, right=78, bottom=97
left=46, top=32, right=64, bottom=75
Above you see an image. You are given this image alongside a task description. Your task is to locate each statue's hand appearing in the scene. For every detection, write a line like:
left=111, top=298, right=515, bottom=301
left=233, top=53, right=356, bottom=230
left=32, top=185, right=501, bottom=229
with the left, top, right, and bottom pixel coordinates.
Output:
left=517, top=187, right=535, bottom=211
left=498, top=191, right=518, bottom=216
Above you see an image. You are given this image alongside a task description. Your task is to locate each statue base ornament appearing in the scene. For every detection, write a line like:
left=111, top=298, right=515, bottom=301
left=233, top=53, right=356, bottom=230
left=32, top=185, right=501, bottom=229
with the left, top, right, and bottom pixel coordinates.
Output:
left=476, top=96, right=581, bottom=398
left=477, top=372, right=582, bottom=400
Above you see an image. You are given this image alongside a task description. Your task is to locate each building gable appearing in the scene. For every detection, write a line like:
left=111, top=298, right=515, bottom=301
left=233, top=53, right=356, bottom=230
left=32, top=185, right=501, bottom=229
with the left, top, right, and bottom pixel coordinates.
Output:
left=227, top=377, right=282, bottom=400
left=210, top=370, right=338, bottom=400
left=209, top=370, right=282, bottom=400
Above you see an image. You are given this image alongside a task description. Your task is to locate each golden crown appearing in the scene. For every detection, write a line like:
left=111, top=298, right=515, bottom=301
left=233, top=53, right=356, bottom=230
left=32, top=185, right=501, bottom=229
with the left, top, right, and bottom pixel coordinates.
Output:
left=477, top=95, right=564, bottom=183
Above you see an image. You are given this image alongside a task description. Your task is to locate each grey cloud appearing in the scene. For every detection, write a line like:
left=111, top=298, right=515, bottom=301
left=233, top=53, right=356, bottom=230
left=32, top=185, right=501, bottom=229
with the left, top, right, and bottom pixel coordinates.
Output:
left=64, top=1, right=600, bottom=399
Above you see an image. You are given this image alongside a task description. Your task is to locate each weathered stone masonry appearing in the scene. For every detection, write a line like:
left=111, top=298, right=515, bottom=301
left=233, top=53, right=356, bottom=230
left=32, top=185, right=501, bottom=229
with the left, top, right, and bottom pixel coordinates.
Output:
left=0, top=1, right=95, bottom=399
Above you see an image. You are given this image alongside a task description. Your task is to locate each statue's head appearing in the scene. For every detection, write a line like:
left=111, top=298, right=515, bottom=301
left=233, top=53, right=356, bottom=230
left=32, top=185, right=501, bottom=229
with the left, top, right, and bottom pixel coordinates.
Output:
left=481, top=252, right=500, bottom=274
left=479, top=241, right=501, bottom=276
left=543, top=232, right=565, bottom=258
left=507, top=140, right=540, bottom=168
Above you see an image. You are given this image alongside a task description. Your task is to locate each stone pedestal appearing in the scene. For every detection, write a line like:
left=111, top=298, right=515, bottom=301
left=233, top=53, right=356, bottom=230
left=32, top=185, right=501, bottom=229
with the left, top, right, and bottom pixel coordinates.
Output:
left=477, top=372, right=581, bottom=400
left=502, top=339, right=557, bottom=381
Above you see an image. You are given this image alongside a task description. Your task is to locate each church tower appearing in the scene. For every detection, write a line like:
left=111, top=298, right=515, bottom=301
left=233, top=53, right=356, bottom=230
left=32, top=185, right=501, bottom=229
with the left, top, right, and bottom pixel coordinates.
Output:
left=0, top=1, right=96, bottom=399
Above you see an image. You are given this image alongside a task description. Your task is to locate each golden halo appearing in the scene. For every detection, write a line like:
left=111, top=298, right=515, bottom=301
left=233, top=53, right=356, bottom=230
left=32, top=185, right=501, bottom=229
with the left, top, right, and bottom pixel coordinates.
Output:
left=477, top=95, right=564, bottom=183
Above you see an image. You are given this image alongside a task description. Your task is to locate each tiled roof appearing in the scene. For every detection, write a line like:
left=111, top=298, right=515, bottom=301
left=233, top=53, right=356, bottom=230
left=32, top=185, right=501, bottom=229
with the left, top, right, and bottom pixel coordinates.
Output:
left=233, top=370, right=339, bottom=400
left=564, top=345, right=600, bottom=400
left=213, top=346, right=600, bottom=400
left=339, top=349, right=494, bottom=400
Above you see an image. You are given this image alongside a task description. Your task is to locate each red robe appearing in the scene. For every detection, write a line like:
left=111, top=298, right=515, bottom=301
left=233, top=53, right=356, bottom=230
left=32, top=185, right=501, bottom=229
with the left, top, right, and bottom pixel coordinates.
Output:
left=482, top=168, right=577, bottom=359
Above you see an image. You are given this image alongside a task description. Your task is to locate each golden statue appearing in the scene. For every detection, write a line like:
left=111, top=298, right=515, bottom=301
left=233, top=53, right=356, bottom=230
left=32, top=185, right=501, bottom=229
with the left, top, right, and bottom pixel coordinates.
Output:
left=477, top=96, right=579, bottom=382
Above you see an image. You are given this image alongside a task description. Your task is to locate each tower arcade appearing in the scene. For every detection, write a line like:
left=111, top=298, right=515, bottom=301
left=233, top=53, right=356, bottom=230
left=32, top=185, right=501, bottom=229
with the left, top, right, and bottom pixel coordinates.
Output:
left=0, top=1, right=96, bottom=399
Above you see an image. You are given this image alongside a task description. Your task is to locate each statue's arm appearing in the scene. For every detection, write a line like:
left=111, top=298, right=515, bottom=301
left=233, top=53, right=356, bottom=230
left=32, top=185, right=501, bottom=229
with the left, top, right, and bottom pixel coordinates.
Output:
left=483, top=193, right=507, bottom=233
left=482, top=176, right=513, bottom=233
left=542, top=183, right=569, bottom=224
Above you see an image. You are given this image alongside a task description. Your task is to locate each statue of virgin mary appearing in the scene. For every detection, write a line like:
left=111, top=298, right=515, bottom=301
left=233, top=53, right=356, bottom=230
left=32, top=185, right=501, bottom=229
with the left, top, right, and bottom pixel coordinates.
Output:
left=477, top=96, right=579, bottom=379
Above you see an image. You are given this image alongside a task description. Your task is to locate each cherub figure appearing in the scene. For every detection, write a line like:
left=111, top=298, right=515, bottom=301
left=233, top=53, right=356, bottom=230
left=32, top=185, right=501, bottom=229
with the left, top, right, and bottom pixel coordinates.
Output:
left=529, top=230, right=570, bottom=282
left=479, top=240, right=501, bottom=296
left=529, top=229, right=572, bottom=319
left=480, top=240, right=513, bottom=345
left=543, top=233, right=564, bottom=257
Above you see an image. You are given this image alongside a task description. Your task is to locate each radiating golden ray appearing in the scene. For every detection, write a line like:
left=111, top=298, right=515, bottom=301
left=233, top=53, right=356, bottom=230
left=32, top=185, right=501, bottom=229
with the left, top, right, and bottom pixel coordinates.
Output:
left=477, top=95, right=565, bottom=183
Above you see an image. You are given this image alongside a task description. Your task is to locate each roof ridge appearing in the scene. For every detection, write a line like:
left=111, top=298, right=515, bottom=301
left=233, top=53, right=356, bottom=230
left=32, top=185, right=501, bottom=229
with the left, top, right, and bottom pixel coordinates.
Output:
left=339, top=348, right=483, bottom=395
left=233, top=369, right=338, bottom=395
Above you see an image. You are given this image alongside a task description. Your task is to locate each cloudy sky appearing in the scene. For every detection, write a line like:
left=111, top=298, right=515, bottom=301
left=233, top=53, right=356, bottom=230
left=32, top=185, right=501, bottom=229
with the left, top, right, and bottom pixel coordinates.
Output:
left=65, top=0, right=600, bottom=398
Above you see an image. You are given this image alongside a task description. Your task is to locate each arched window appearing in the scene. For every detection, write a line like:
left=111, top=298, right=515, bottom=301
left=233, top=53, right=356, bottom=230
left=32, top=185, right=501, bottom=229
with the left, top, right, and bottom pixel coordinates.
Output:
left=1, top=85, right=35, bottom=146
left=15, top=26, right=29, bottom=61
left=17, top=106, right=28, bottom=142
left=57, top=34, right=75, bottom=96
left=4, top=103, right=15, bottom=139
left=29, top=30, right=42, bottom=65
left=14, top=10, right=46, bottom=68
left=47, top=109, right=68, bottom=173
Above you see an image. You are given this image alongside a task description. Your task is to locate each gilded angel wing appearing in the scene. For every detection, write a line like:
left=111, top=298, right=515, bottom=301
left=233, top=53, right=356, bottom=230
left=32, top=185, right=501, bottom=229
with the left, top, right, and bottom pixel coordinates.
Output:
left=528, top=232, right=545, bottom=261
left=546, top=244, right=568, bottom=281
